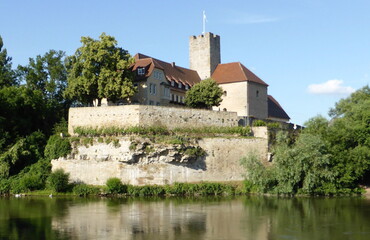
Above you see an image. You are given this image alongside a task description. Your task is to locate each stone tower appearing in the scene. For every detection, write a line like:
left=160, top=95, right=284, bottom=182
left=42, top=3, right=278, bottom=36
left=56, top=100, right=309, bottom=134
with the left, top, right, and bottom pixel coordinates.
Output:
left=189, top=32, right=221, bottom=80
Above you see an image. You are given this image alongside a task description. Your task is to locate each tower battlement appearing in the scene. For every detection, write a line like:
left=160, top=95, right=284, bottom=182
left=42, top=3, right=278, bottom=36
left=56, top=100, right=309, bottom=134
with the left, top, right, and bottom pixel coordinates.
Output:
left=189, top=32, right=221, bottom=80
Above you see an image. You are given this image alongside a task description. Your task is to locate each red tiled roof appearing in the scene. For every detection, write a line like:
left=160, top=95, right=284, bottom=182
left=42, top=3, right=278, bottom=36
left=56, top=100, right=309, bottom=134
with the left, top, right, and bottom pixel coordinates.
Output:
left=212, top=62, right=268, bottom=86
left=133, top=53, right=201, bottom=86
left=268, top=95, right=290, bottom=120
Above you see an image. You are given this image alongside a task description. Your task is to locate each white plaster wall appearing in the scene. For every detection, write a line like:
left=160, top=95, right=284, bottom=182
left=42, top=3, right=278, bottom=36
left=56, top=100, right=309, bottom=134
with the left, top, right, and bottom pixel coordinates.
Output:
left=214, top=81, right=248, bottom=116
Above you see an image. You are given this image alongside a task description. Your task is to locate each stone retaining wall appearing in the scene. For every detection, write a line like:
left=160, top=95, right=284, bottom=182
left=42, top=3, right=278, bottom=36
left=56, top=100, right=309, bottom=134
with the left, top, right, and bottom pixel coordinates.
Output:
left=52, top=137, right=268, bottom=186
left=68, top=105, right=239, bottom=135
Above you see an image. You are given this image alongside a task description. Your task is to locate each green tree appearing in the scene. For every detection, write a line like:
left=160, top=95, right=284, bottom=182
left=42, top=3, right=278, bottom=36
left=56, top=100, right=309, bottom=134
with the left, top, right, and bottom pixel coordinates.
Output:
left=326, top=86, right=370, bottom=186
left=64, top=33, right=136, bottom=105
left=17, top=50, right=67, bottom=104
left=0, top=36, right=17, bottom=87
left=185, top=78, right=223, bottom=109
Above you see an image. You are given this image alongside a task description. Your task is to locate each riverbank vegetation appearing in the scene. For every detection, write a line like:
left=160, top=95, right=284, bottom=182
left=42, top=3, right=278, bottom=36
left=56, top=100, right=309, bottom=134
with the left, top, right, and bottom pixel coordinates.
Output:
left=242, top=86, right=370, bottom=195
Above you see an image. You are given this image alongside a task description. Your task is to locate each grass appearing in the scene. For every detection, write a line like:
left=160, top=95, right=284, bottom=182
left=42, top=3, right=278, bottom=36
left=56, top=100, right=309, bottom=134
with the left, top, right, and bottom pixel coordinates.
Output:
left=73, top=125, right=251, bottom=138
left=12, top=181, right=245, bottom=197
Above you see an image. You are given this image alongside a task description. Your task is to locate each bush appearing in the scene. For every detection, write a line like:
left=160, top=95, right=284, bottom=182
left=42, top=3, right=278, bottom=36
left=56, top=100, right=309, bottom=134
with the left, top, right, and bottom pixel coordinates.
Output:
left=73, top=183, right=100, bottom=196
left=47, top=169, right=70, bottom=192
left=106, top=177, right=126, bottom=194
left=44, top=135, right=71, bottom=160
left=252, top=120, right=266, bottom=126
left=19, top=174, right=44, bottom=191
left=0, top=179, right=10, bottom=194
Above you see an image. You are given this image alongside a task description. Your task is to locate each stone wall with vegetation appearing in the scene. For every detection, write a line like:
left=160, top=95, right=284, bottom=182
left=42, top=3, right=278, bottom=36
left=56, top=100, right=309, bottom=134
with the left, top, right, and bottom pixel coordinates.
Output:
left=68, top=105, right=239, bottom=135
left=51, top=136, right=267, bottom=186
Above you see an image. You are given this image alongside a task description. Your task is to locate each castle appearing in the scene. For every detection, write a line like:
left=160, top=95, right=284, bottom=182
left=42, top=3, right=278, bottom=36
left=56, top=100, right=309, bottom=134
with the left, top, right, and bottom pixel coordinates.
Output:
left=59, top=33, right=287, bottom=186
left=128, top=32, right=290, bottom=123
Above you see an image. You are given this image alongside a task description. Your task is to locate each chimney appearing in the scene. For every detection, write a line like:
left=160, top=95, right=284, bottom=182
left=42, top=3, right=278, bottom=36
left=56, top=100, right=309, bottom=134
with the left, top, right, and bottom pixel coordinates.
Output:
left=171, top=62, right=176, bottom=67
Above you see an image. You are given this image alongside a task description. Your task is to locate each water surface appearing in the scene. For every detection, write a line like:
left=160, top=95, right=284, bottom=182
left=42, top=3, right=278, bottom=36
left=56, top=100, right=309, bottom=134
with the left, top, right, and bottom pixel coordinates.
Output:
left=1, top=196, right=370, bottom=240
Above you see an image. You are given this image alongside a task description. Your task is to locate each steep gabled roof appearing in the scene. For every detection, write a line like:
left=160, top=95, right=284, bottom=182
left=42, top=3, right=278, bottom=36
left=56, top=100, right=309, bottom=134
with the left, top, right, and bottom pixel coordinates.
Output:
left=212, top=62, right=268, bottom=86
left=133, top=53, right=201, bottom=86
left=268, top=95, right=290, bottom=121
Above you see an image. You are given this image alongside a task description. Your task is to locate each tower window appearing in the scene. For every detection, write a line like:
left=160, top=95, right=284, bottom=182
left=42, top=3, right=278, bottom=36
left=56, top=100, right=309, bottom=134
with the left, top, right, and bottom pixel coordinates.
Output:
left=256, top=90, right=259, bottom=97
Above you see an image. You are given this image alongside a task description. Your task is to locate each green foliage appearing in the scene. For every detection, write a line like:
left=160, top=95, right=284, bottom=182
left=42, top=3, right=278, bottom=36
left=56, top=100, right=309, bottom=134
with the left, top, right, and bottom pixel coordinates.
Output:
left=0, top=179, right=10, bottom=194
left=267, top=122, right=281, bottom=129
left=252, top=120, right=266, bottom=126
left=240, top=86, right=370, bottom=195
left=0, top=36, right=17, bottom=87
left=46, top=169, right=69, bottom=192
left=303, top=86, right=370, bottom=187
left=73, top=183, right=100, bottom=196
left=65, top=33, right=136, bottom=105
left=183, top=147, right=206, bottom=157
left=185, top=78, right=223, bottom=109
left=0, top=131, right=45, bottom=178
left=173, top=126, right=251, bottom=136
left=240, top=152, right=276, bottom=193
left=106, top=177, right=127, bottom=194
left=73, top=125, right=251, bottom=138
left=17, top=50, right=67, bottom=103
left=0, top=86, right=47, bottom=148
left=44, top=134, right=71, bottom=160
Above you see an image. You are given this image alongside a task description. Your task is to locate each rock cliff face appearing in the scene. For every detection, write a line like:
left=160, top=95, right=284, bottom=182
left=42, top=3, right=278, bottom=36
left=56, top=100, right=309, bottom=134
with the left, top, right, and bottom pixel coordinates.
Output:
left=51, top=136, right=268, bottom=186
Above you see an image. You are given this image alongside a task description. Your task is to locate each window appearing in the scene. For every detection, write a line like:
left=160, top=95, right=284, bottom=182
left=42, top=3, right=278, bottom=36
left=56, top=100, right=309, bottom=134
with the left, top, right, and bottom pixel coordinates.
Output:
left=149, top=100, right=154, bottom=105
left=164, top=87, right=170, bottom=98
left=175, top=95, right=179, bottom=102
left=156, top=102, right=160, bottom=106
left=154, top=71, right=162, bottom=80
left=185, top=84, right=189, bottom=90
left=138, top=68, right=145, bottom=76
left=178, top=82, right=182, bottom=89
left=171, top=93, right=174, bottom=101
left=256, top=90, right=259, bottom=97
left=149, top=83, right=157, bottom=95
left=223, top=91, right=227, bottom=96
left=171, top=81, right=175, bottom=87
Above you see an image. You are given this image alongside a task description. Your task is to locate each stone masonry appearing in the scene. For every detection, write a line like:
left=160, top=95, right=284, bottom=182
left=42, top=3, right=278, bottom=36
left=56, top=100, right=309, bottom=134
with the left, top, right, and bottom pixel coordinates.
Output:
left=68, top=105, right=239, bottom=135
left=189, top=32, right=221, bottom=80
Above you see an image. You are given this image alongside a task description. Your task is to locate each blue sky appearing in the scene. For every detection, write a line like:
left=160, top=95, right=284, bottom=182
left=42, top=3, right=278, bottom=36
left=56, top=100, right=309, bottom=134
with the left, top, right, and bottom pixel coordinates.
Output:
left=1, top=0, right=369, bottom=125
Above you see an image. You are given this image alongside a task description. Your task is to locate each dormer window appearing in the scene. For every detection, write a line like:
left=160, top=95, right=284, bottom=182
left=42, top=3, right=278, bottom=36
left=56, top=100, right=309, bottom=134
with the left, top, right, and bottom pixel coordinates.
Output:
left=137, top=67, right=145, bottom=76
left=171, top=81, right=175, bottom=87
left=185, top=84, right=189, bottom=90
left=178, top=82, right=182, bottom=89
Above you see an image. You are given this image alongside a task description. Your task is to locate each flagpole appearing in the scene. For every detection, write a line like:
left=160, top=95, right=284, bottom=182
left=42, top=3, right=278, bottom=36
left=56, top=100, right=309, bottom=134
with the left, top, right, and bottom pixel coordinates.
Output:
left=203, top=10, right=206, bottom=34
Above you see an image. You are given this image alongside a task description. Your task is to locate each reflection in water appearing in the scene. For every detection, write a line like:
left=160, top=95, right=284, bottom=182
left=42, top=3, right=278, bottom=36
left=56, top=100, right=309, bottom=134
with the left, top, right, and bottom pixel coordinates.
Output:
left=1, top=196, right=370, bottom=239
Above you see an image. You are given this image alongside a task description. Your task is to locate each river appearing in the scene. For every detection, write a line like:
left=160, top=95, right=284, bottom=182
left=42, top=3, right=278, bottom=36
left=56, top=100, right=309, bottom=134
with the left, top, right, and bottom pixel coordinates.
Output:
left=1, top=196, right=370, bottom=239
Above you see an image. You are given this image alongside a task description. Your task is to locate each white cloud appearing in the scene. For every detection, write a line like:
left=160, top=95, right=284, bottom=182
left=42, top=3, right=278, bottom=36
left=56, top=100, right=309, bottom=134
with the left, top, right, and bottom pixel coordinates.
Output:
left=307, top=79, right=355, bottom=95
left=227, top=15, right=279, bottom=24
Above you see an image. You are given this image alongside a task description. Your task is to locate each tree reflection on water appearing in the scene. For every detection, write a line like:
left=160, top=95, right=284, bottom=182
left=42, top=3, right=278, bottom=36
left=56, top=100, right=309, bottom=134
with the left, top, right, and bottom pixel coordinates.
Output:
left=1, top=196, right=370, bottom=240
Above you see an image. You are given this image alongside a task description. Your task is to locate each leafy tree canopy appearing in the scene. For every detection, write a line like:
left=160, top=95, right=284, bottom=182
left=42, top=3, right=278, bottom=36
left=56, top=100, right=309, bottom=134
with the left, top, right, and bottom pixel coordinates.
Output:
left=185, top=78, right=223, bottom=109
left=243, top=86, right=370, bottom=195
left=64, top=33, right=136, bottom=105
left=17, top=50, right=67, bottom=104
left=0, top=36, right=17, bottom=87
